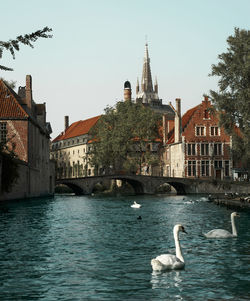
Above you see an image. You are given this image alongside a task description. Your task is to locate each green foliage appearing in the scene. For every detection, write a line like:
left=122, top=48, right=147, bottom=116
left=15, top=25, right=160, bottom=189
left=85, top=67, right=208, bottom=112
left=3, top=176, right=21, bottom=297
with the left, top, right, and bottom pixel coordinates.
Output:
left=1, top=144, right=19, bottom=193
left=89, top=101, right=161, bottom=174
left=0, top=27, right=53, bottom=71
left=0, top=78, right=16, bottom=89
left=210, top=28, right=250, bottom=168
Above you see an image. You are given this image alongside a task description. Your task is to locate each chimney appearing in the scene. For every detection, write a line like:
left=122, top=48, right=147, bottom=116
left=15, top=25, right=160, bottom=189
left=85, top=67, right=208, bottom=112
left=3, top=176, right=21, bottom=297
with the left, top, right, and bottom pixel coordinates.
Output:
left=65, top=116, right=69, bottom=131
left=25, top=75, right=32, bottom=109
left=174, top=98, right=182, bottom=143
left=162, top=114, right=168, bottom=145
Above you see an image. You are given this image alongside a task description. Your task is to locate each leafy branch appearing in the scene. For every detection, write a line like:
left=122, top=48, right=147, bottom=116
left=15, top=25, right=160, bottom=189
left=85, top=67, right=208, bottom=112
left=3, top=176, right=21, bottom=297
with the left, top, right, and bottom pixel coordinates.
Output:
left=0, top=26, right=53, bottom=71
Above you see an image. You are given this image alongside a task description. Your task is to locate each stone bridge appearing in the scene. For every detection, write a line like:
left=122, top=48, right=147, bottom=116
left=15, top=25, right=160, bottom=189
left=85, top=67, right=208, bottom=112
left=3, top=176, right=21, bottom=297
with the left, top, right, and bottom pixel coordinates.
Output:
left=56, top=174, right=249, bottom=195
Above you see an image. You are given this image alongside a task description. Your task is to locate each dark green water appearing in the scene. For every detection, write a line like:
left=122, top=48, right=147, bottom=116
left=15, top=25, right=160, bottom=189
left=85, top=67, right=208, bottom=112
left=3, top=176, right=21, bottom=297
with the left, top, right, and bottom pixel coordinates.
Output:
left=0, top=194, right=249, bottom=300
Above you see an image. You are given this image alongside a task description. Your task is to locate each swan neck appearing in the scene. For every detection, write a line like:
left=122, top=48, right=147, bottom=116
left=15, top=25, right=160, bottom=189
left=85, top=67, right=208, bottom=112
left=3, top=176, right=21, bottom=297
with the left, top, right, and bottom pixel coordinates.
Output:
left=231, top=215, right=237, bottom=236
left=174, top=227, right=184, bottom=262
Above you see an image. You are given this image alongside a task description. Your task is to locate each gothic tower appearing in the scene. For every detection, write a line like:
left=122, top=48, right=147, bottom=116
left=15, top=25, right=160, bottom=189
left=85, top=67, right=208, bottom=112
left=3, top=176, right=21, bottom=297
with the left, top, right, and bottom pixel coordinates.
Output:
left=136, top=43, right=160, bottom=105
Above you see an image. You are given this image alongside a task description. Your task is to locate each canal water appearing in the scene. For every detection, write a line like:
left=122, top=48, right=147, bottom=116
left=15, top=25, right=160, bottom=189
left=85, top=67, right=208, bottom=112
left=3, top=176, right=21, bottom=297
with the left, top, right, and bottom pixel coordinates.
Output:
left=0, top=194, right=249, bottom=300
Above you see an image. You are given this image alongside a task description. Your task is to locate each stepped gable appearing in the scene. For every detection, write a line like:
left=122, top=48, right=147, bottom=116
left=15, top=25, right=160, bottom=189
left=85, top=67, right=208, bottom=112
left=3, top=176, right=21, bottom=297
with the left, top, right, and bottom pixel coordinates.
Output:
left=0, top=80, right=28, bottom=119
left=53, top=115, right=101, bottom=142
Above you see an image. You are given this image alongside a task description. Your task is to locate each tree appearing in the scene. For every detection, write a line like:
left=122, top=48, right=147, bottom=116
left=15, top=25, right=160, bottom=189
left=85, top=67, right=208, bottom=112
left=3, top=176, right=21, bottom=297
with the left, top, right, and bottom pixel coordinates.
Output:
left=210, top=28, right=250, bottom=169
left=89, top=101, right=161, bottom=175
left=0, top=26, right=52, bottom=71
left=0, top=27, right=52, bottom=192
left=0, top=137, right=19, bottom=193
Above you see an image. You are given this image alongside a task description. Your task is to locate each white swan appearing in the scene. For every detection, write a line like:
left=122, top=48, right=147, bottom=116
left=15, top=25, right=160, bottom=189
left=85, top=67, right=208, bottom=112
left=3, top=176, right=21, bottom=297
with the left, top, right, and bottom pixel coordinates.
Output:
left=204, top=212, right=240, bottom=238
left=131, top=201, right=141, bottom=208
left=151, top=224, right=187, bottom=271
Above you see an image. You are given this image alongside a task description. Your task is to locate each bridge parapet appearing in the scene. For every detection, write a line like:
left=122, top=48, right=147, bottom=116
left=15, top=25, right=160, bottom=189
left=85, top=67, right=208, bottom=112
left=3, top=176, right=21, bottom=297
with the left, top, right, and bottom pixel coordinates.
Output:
left=56, top=175, right=250, bottom=195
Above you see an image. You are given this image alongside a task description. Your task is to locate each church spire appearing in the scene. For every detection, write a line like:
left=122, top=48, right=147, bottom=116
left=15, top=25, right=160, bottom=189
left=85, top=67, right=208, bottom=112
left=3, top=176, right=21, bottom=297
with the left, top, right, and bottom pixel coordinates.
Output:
left=141, top=43, right=153, bottom=92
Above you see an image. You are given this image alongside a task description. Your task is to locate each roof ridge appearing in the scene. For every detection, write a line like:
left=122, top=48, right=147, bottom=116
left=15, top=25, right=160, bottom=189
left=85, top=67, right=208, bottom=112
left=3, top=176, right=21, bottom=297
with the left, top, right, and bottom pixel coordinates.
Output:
left=0, top=80, right=29, bottom=119
left=52, top=115, right=101, bottom=142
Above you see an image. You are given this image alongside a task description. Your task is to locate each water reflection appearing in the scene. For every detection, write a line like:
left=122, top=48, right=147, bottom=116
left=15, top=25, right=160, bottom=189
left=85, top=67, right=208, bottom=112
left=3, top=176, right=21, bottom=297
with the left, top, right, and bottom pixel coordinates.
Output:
left=151, top=270, right=183, bottom=290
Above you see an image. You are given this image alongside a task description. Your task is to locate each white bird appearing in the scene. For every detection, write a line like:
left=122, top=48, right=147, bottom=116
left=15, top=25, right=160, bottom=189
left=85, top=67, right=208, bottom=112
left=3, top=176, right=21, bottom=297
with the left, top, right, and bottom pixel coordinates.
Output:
left=131, top=201, right=141, bottom=208
left=204, top=212, right=240, bottom=238
left=151, top=224, right=187, bottom=272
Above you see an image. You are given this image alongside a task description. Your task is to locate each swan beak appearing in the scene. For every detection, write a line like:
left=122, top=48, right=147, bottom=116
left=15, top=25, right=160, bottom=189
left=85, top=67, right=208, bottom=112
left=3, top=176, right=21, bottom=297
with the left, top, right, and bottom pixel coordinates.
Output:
left=236, top=213, right=240, bottom=217
left=181, top=227, right=187, bottom=234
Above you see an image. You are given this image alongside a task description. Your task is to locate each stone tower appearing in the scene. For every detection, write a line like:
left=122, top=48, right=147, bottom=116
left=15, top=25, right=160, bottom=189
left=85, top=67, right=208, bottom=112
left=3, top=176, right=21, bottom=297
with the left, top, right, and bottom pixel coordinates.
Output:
left=124, top=80, right=132, bottom=101
left=136, top=43, right=160, bottom=105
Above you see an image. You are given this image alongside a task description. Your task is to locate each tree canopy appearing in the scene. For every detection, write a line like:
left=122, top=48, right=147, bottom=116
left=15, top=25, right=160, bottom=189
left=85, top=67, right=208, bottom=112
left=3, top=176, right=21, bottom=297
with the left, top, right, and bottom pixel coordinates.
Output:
left=0, top=26, right=52, bottom=71
left=89, top=101, right=161, bottom=175
left=210, top=28, right=250, bottom=168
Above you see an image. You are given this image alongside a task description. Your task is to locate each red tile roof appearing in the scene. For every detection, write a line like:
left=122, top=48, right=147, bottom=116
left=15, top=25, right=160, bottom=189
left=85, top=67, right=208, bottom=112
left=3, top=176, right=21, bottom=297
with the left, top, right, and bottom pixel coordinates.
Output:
left=167, top=105, right=199, bottom=144
left=53, top=115, right=101, bottom=142
left=0, top=80, right=28, bottom=119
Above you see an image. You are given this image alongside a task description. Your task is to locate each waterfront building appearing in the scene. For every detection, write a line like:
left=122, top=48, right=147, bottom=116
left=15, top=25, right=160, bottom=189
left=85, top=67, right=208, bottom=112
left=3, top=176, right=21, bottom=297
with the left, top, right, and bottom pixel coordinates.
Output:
left=162, top=96, right=234, bottom=179
left=51, top=115, right=101, bottom=179
left=0, top=75, right=54, bottom=200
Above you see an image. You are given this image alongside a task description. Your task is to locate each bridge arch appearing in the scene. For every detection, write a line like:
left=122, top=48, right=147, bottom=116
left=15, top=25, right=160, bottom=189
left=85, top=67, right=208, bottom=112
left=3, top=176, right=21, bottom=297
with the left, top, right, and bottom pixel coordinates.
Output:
left=56, top=182, right=85, bottom=195
left=110, top=176, right=144, bottom=195
left=167, top=182, right=186, bottom=195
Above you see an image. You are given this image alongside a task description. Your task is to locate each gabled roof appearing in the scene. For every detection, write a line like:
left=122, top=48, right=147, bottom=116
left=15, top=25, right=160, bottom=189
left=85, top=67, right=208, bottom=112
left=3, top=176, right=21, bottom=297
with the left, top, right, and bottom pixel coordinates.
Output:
left=181, top=105, right=199, bottom=130
left=53, top=115, right=101, bottom=142
left=0, top=80, right=29, bottom=119
left=166, top=105, right=199, bottom=144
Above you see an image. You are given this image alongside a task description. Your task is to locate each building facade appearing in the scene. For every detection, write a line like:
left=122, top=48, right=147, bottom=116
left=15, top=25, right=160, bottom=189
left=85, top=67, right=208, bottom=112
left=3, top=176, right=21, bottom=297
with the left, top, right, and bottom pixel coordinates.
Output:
left=51, top=115, right=101, bottom=179
left=0, top=75, right=54, bottom=200
left=162, top=97, right=233, bottom=179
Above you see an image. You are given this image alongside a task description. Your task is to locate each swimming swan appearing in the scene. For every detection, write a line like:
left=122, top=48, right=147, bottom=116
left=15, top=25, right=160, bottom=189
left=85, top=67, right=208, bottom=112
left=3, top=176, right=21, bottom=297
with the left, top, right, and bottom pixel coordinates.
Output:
left=131, top=201, right=141, bottom=208
left=204, top=212, right=240, bottom=238
left=151, top=224, right=187, bottom=271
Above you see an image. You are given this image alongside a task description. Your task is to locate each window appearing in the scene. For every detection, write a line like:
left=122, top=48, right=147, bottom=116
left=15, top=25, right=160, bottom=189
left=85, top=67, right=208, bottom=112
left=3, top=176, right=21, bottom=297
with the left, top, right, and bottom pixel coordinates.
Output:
left=204, top=109, right=210, bottom=119
left=188, top=161, right=196, bottom=177
left=201, top=160, right=209, bottom=176
left=214, top=160, right=222, bottom=169
left=187, top=143, right=196, bottom=156
left=225, top=161, right=230, bottom=176
left=196, top=126, right=205, bottom=136
left=210, top=126, right=220, bottom=136
left=200, top=143, right=209, bottom=156
left=214, top=143, right=222, bottom=156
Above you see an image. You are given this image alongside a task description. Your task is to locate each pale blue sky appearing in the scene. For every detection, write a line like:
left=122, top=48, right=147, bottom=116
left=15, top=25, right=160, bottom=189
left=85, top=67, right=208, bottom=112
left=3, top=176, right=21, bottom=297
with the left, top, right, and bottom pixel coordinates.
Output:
left=1, top=0, right=250, bottom=138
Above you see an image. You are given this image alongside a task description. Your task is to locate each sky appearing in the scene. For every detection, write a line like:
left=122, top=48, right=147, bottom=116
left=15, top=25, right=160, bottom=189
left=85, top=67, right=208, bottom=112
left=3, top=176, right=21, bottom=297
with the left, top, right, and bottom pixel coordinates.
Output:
left=1, top=0, right=250, bottom=139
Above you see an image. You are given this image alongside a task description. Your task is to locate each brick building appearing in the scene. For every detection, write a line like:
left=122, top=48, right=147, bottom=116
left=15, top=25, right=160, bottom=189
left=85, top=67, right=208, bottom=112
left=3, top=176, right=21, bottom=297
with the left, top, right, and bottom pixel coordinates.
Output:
left=0, top=75, right=54, bottom=200
left=162, top=96, right=233, bottom=179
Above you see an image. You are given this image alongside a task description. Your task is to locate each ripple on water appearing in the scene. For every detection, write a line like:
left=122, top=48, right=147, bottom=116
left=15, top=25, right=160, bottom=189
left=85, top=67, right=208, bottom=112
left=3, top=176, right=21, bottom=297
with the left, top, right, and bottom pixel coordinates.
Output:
left=0, top=195, right=249, bottom=300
